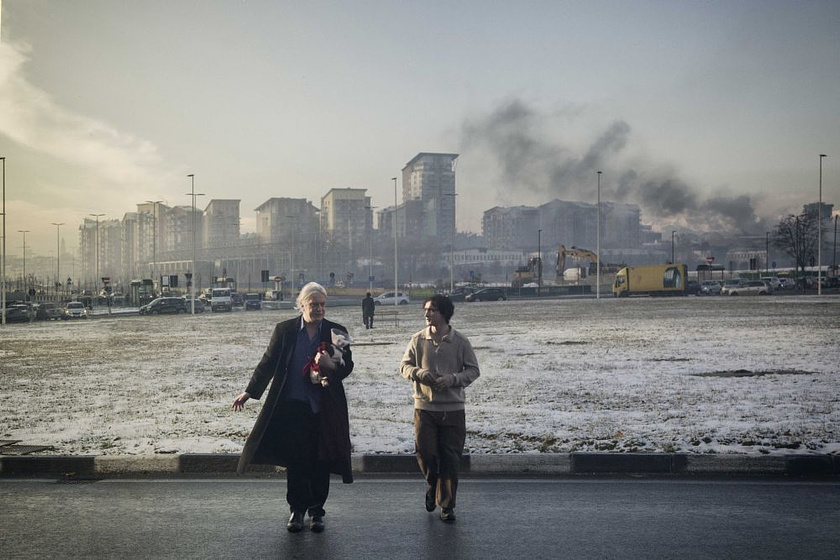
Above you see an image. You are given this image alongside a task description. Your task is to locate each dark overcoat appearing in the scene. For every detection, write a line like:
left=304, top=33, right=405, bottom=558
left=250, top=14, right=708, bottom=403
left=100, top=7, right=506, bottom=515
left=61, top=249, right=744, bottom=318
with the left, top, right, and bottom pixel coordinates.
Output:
left=236, top=316, right=354, bottom=482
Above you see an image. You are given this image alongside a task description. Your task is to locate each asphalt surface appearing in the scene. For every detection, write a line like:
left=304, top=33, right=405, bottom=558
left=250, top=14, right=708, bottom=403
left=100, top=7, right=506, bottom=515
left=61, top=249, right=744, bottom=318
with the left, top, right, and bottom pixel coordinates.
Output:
left=2, top=477, right=838, bottom=559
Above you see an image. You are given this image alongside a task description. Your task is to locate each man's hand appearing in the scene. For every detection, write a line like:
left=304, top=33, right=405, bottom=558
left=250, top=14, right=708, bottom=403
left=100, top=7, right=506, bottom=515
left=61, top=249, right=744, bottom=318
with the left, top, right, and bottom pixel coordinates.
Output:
left=232, top=392, right=251, bottom=411
left=415, top=369, right=437, bottom=386
left=315, top=350, right=337, bottom=372
left=433, top=374, right=456, bottom=391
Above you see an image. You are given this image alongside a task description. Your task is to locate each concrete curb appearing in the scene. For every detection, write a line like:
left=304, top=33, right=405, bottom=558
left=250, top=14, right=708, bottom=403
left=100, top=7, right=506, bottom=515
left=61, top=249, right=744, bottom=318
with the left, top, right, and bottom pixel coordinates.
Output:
left=1, top=453, right=837, bottom=478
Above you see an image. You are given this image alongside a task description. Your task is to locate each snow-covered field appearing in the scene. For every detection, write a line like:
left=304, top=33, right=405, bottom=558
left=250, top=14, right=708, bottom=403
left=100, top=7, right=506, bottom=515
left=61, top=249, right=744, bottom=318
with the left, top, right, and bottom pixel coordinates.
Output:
left=1, top=295, right=838, bottom=457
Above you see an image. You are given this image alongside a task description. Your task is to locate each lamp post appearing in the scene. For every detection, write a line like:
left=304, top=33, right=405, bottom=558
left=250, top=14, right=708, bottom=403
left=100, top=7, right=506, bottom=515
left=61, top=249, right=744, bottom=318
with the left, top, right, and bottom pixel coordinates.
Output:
left=833, top=215, right=838, bottom=274
left=671, top=230, right=676, bottom=264
left=89, top=213, right=104, bottom=297
left=444, top=192, right=458, bottom=293
left=51, top=222, right=64, bottom=301
left=596, top=171, right=602, bottom=300
left=1, top=156, right=6, bottom=325
left=766, top=231, right=770, bottom=276
left=186, top=175, right=204, bottom=315
left=18, top=230, right=30, bottom=299
left=365, top=205, right=377, bottom=292
left=286, top=215, right=296, bottom=292
left=392, top=176, right=398, bottom=308
left=145, top=201, right=161, bottom=293
left=537, top=228, right=542, bottom=297
left=818, top=154, right=827, bottom=295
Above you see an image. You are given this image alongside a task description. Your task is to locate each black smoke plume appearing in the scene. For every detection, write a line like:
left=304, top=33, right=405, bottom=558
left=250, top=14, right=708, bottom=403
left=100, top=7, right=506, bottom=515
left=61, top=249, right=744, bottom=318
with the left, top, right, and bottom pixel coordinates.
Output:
left=460, top=99, right=767, bottom=234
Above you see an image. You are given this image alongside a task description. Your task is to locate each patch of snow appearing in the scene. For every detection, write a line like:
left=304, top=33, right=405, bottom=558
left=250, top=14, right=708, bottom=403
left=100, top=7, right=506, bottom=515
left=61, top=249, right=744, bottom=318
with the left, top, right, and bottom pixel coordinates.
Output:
left=1, top=296, right=838, bottom=457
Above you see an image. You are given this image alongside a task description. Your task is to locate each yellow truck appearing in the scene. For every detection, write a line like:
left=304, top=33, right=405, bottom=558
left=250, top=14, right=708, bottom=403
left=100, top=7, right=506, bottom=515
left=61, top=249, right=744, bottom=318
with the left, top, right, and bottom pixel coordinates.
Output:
left=612, top=264, right=687, bottom=297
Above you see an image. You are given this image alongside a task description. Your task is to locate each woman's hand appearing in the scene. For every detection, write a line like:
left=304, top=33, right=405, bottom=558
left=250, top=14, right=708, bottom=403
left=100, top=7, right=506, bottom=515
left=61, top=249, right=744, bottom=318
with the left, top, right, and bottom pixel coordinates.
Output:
left=232, top=392, right=251, bottom=411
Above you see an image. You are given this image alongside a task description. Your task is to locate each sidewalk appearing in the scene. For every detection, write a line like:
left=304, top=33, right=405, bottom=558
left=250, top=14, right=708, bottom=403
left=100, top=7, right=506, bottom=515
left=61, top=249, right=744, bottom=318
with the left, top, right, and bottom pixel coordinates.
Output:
left=2, top=452, right=838, bottom=477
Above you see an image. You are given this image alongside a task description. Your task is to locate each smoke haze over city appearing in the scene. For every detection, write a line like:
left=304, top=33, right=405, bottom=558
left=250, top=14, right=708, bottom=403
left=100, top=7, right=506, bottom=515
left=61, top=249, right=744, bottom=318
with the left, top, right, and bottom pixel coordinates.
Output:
left=0, top=0, right=838, bottom=257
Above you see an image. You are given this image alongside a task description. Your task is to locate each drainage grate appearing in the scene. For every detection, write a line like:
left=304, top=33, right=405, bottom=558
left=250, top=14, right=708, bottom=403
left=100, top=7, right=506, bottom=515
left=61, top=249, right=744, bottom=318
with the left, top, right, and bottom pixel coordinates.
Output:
left=0, top=444, right=54, bottom=455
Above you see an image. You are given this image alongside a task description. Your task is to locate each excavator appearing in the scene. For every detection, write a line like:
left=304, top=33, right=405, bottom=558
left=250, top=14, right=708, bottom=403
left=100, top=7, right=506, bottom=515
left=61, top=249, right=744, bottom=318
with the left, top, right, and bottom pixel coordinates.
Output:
left=556, top=245, right=624, bottom=281
left=512, top=255, right=541, bottom=288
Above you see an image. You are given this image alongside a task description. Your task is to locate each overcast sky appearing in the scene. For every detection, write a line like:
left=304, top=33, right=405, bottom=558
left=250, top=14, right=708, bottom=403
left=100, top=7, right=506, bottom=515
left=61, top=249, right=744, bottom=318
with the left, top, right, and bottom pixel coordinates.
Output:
left=1, top=0, right=838, bottom=257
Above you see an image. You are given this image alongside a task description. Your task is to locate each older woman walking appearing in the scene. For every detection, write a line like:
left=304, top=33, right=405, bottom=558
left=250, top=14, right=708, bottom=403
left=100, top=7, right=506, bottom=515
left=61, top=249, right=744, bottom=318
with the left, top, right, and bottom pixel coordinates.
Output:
left=233, top=282, right=354, bottom=533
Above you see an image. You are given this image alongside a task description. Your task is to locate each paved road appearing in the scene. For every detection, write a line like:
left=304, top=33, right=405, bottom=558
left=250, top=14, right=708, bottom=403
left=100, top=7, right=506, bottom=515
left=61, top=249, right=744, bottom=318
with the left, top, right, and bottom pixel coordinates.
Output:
left=2, top=477, right=838, bottom=559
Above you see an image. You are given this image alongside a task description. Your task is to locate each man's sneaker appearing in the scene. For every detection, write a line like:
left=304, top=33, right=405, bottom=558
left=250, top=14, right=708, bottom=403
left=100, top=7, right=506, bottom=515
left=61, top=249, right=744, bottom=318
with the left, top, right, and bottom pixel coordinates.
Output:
left=310, top=515, right=325, bottom=533
left=440, top=508, right=456, bottom=523
left=425, top=489, right=436, bottom=512
left=286, top=511, right=304, bottom=533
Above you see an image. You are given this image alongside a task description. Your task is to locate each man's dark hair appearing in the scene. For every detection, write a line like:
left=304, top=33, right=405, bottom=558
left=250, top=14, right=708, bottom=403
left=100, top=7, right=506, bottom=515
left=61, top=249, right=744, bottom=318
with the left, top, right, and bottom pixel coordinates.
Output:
left=424, top=295, right=454, bottom=323
left=366, top=292, right=371, bottom=297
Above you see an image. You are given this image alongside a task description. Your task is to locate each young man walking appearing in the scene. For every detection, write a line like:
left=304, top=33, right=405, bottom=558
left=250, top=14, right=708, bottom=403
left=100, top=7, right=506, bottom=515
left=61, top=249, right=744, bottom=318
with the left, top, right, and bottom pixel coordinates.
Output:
left=399, top=295, right=480, bottom=522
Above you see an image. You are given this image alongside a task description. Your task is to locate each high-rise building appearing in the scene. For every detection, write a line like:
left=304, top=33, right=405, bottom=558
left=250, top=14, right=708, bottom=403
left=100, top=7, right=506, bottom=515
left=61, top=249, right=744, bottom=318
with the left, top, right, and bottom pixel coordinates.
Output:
left=401, top=153, right=458, bottom=247
left=482, top=206, right=540, bottom=250
left=321, top=188, right=371, bottom=275
left=204, top=200, right=241, bottom=248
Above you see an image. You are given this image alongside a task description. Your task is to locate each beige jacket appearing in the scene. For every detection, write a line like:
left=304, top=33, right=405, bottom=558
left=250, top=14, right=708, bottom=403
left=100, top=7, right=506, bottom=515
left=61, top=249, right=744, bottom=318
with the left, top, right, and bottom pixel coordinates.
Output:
left=400, top=326, right=480, bottom=411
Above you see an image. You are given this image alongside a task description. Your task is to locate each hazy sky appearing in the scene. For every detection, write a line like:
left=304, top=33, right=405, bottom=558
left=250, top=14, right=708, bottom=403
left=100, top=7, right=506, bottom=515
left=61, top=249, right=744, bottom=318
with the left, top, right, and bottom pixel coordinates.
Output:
left=1, top=0, right=838, bottom=257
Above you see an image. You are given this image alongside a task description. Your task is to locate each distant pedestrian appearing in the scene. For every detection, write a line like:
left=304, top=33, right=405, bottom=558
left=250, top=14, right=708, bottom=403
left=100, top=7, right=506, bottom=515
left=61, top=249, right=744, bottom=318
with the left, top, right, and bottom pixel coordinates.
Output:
left=399, top=294, right=480, bottom=523
left=233, top=282, right=354, bottom=534
left=362, top=292, right=375, bottom=329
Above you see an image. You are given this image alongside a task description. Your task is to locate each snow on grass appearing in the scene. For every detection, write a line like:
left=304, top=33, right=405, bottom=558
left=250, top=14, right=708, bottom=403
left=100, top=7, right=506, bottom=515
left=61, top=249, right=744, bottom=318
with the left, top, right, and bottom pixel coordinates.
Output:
left=1, top=295, right=838, bottom=456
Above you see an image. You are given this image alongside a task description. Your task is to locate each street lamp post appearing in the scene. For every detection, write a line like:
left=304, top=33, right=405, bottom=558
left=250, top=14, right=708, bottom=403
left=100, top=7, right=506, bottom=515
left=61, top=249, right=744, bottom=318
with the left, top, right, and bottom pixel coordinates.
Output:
left=89, top=213, right=104, bottom=297
left=365, top=205, right=377, bottom=292
left=186, top=175, right=204, bottom=315
left=833, top=215, right=838, bottom=274
left=444, top=193, right=458, bottom=293
left=596, top=171, right=601, bottom=299
left=1, top=156, right=6, bottom=325
left=766, top=232, right=770, bottom=276
left=671, top=230, right=676, bottom=264
left=392, top=177, right=398, bottom=308
left=51, top=222, right=64, bottom=301
left=285, top=215, right=296, bottom=293
left=818, top=154, right=827, bottom=296
left=537, top=228, right=542, bottom=297
left=145, top=201, right=161, bottom=294
left=18, top=230, right=30, bottom=299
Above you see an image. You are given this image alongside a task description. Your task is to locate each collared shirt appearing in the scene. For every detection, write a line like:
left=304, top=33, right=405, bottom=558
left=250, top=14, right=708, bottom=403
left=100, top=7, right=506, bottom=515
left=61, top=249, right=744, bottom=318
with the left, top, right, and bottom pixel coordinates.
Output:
left=280, top=318, right=324, bottom=413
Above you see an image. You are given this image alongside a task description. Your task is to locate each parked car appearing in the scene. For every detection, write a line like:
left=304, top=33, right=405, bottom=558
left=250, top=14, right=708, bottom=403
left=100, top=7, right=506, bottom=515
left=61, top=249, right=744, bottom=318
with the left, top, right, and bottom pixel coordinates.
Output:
left=686, top=280, right=702, bottom=296
left=139, top=297, right=187, bottom=315
left=777, top=277, right=795, bottom=290
left=699, top=280, right=722, bottom=295
left=36, top=303, right=65, bottom=320
left=5, top=304, right=34, bottom=323
left=373, top=291, right=410, bottom=305
left=728, top=280, right=771, bottom=296
left=720, top=279, right=744, bottom=296
left=760, top=277, right=781, bottom=292
left=465, top=287, right=508, bottom=302
left=63, top=301, right=89, bottom=319
left=445, top=286, right=476, bottom=302
left=244, top=293, right=262, bottom=310
left=182, top=297, right=205, bottom=313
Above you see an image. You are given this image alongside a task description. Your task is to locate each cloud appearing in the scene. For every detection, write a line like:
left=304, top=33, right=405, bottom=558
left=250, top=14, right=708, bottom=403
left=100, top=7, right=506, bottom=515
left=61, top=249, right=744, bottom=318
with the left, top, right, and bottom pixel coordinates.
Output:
left=0, top=40, right=169, bottom=194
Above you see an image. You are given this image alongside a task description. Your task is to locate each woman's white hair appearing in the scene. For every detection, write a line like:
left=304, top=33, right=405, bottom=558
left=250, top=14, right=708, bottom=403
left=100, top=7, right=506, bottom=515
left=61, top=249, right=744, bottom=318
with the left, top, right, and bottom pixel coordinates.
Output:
left=295, top=282, right=328, bottom=311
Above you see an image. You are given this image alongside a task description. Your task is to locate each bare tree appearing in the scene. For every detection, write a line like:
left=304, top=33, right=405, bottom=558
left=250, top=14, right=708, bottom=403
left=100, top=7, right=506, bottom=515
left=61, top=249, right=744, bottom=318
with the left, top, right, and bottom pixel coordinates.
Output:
left=772, top=210, right=819, bottom=283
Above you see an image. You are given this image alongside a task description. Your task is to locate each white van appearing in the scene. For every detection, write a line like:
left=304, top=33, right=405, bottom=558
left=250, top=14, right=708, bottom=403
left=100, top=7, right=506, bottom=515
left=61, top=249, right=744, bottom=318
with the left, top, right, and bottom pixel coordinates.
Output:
left=211, top=288, right=232, bottom=312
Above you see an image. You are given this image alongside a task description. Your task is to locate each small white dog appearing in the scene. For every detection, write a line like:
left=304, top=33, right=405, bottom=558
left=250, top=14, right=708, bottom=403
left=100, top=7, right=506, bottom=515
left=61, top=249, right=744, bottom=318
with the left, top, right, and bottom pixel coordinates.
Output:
left=308, top=328, right=353, bottom=387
